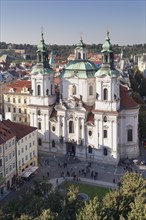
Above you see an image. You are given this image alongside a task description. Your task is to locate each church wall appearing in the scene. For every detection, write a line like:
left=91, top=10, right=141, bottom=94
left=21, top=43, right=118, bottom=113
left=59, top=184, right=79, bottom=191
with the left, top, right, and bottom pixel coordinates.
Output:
left=62, top=77, right=96, bottom=106
left=118, top=109, right=139, bottom=158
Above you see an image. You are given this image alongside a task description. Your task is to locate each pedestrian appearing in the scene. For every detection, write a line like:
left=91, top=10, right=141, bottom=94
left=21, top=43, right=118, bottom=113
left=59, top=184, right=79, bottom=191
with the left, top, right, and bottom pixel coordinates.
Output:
left=56, top=178, right=59, bottom=185
left=91, top=170, right=94, bottom=178
left=47, top=171, right=49, bottom=178
left=113, top=178, right=115, bottom=184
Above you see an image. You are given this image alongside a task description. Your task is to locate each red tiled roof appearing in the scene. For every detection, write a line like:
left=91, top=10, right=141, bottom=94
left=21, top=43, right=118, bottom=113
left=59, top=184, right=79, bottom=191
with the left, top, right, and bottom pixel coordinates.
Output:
left=4, top=80, right=31, bottom=93
left=2, top=119, right=37, bottom=141
left=50, top=109, right=57, bottom=121
left=86, top=112, right=94, bottom=125
left=120, top=85, right=139, bottom=109
left=0, top=121, right=16, bottom=144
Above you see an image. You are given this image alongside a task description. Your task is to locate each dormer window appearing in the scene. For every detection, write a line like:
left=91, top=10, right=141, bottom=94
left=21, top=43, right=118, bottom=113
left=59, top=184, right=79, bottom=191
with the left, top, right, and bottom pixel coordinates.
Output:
left=22, top=87, right=28, bottom=93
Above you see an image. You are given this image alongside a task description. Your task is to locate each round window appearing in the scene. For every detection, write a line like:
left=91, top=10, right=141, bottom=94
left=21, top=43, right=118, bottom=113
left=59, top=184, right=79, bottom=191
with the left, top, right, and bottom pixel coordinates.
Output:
left=89, top=130, right=92, bottom=136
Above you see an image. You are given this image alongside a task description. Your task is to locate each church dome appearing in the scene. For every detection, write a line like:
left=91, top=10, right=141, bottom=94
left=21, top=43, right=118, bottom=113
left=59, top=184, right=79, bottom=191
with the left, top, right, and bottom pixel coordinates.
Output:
left=76, top=38, right=86, bottom=50
left=61, top=60, right=98, bottom=79
left=95, top=65, right=120, bottom=78
left=101, top=31, right=113, bottom=53
left=37, top=33, right=48, bottom=52
left=31, top=63, right=53, bottom=75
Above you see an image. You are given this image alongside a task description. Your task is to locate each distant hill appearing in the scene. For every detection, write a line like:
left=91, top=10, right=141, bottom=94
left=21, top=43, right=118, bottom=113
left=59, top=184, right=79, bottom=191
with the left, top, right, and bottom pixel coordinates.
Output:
left=0, top=41, right=146, bottom=60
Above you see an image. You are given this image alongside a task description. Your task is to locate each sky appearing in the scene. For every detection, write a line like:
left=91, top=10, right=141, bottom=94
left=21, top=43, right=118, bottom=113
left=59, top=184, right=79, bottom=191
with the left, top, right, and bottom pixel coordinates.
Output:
left=0, top=0, right=146, bottom=46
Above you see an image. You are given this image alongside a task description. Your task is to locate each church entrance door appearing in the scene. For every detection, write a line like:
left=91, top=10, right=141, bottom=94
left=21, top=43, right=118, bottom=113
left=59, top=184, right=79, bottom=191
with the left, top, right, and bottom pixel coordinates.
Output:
left=66, top=143, right=76, bottom=156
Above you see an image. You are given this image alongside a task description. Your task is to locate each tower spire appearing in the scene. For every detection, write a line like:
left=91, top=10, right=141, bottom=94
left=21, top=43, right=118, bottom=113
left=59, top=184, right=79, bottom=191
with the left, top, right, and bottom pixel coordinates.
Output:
left=106, top=30, right=110, bottom=41
left=80, top=32, right=83, bottom=41
left=41, top=26, right=44, bottom=42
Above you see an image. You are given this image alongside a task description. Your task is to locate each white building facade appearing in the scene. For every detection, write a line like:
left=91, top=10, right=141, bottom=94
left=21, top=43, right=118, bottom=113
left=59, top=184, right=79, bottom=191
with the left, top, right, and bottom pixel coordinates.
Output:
left=30, top=33, right=139, bottom=165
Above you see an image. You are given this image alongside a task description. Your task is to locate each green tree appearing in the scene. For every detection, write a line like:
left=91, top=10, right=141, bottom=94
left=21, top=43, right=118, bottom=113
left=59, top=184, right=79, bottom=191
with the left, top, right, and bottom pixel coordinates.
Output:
left=18, top=214, right=33, bottom=220
left=76, top=197, right=100, bottom=220
left=35, top=209, right=56, bottom=220
left=101, top=172, right=146, bottom=220
left=128, top=191, right=146, bottom=220
left=59, top=185, right=81, bottom=220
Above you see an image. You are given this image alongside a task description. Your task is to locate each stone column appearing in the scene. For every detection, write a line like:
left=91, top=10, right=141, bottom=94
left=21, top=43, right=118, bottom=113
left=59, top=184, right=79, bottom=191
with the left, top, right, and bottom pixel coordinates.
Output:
left=81, top=118, right=85, bottom=146
left=57, top=115, right=60, bottom=137
left=61, top=116, right=64, bottom=137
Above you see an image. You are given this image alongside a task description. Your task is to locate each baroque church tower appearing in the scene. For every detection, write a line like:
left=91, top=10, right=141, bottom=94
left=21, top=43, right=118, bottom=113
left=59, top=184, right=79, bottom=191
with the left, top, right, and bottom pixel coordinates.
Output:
left=29, top=33, right=56, bottom=149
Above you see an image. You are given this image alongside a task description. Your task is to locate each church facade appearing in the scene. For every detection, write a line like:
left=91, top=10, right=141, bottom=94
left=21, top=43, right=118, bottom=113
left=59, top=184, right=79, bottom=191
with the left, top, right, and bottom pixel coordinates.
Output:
left=29, top=33, right=139, bottom=164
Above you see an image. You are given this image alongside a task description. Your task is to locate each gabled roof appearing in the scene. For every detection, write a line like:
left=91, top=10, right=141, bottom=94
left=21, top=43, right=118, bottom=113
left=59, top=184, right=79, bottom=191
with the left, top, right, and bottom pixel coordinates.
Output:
left=120, top=85, right=139, bottom=109
left=4, top=80, right=31, bottom=94
left=0, top=121, right=16, bottom=144
left=2, top=119, right=37, bottom=141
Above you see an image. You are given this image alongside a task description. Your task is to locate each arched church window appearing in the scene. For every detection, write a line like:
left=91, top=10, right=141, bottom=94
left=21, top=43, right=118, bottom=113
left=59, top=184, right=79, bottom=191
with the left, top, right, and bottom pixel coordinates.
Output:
left=51, top=84, right=53, bottom=95
left=78, top=52, right=81, bottom=60
left=52, top=125, right=55, bottom=132
left=103, top=130, right=107, bottom=138
left=105, top=54, right=108, bottom=63
left=38, top=122, right=41, bottom=130
left=69, top=121, right=74, bottom=133
left=127, top=129, right=133, bottom=142
left=83, top=53, right=85, bottom=59
left=52, top=140, right=55, bottom=148
left=72, top=85, right=76, bottom=95
left=103, top=148, right=108, bottom=156
left=37, top=85, right=41, bottom=96
left=46, top=89, right=49, bottom=95
left=39, top=54, right=41, bottom=62
left=103, top=116, right=107, bottom=122
left=89, top=85, right=93, bottom=96
left=103, top=88, right=108, bottom=100
left=37, top=110, right=41, bottom=116
left=38, top=138, right=42, bottom=146
left=88, top=145, right=92, bottom=154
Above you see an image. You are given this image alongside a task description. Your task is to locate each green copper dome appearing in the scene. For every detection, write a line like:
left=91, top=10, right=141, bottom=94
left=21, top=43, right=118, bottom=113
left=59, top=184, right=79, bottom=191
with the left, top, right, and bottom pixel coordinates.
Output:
left=95, top=32, right=120, bottom=78
left=61, top=60, right=98, bottom=79
left=49, top=52, right=56, bottom=66
left=101, top=31, right=113, bottom=53
left=95, top=65, right=120, bottom=78
left=37, top=33, right=48, bottom=52
left=31, top=63, right=53, bottom=75
left=75, top=38, right=86, bottom=50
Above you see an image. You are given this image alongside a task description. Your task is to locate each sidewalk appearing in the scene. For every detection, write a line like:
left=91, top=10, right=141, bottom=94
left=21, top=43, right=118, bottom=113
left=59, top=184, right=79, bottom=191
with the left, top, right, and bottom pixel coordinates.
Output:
left=48, top=177, right=118, bottom=190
